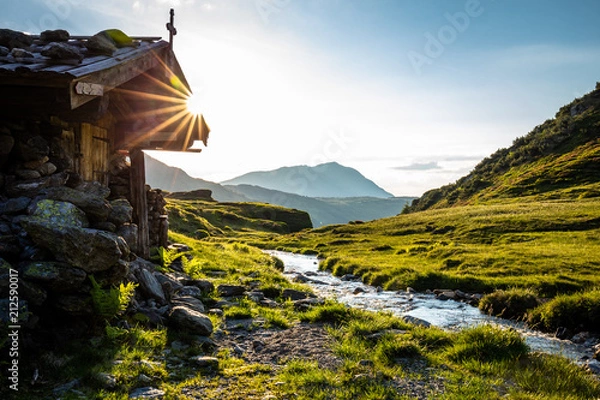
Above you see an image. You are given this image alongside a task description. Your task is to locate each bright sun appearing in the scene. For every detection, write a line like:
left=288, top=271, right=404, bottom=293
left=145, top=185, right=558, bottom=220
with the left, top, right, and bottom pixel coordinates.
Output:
left=186, top=94, right=203, bottom=115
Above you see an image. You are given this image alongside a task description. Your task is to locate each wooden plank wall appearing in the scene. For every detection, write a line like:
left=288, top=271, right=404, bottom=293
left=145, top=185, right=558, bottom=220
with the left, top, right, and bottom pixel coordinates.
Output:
left=80, top=122, right=109, bottom=184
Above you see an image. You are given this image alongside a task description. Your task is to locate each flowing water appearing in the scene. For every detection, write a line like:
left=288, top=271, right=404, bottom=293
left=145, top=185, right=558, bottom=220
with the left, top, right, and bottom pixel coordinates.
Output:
left=267, top=250, right=595, bottom=363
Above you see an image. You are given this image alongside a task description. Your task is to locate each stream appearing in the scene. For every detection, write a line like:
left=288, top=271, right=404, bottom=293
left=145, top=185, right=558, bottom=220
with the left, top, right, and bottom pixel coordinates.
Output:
left=267, top=250, right=597, bottom=365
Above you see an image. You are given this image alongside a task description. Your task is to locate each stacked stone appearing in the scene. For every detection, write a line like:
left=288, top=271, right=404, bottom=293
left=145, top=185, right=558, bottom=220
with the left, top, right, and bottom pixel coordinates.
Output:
left=147, top=187, right=168, bottom=248
left=0, top=120, right=136, bottom=332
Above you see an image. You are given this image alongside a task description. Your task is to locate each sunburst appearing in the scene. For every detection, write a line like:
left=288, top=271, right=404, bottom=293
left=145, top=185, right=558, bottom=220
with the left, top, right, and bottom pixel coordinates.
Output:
left=112, top=51, right=208, bottom=152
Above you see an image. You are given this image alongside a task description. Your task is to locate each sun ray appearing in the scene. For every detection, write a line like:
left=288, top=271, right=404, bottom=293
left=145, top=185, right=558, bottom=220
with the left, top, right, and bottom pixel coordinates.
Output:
left=112, top=88, right=187, bottom=104
left=181, top=114, right=198, bottom=151
left=170, top=112, right=196, bottom=150
left=129, top=108, right=190, bottom=147
left=127, top=103, right=188, bottom=120
left=140, top=70, right=190, bottom=100
left=151, top=52, right=193, bottom=97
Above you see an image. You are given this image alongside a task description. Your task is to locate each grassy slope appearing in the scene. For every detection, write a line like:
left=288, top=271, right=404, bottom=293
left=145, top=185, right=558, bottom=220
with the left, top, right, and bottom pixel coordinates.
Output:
left=408, top=84, right=600, bottom=211
left=9, top=232, right=599, bottom=399
left=258, top=198, right=600, bottom=297
left=165, top=197, right=312, bottom=238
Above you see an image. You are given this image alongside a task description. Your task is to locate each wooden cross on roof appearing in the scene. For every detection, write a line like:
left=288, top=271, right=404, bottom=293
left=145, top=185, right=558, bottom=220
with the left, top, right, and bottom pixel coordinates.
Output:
left=166, top=8, right=177, bottom=49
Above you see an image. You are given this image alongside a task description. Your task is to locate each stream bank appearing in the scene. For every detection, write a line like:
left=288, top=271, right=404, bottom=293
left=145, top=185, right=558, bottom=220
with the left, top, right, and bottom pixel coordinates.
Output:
left=267, top=250, right=600, bottom=373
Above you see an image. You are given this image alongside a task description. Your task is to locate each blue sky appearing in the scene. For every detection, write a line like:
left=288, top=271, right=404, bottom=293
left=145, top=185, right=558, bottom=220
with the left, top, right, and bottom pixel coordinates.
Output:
left=3, top=0, right=600, bottom=195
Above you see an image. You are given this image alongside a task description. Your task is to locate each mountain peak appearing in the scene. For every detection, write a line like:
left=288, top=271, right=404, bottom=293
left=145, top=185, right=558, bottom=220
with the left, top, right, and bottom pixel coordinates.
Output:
left=222, top=162, right=393, bottom=198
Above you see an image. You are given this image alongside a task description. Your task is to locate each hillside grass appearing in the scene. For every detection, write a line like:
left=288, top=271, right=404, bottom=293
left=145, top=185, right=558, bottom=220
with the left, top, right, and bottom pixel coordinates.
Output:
left=9, top=222, right=600, bottom=398
left=166, top=198, right=310, bottom=239
left=255, top=198, right=600, bottom=299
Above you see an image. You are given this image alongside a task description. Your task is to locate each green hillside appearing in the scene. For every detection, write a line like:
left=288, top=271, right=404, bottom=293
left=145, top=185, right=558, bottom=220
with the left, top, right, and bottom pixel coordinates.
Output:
left=265, top=199, right=600, bottom=297
left=165, top=190, right=313, bottom=238
left=408, top=83, right=600, bottom=212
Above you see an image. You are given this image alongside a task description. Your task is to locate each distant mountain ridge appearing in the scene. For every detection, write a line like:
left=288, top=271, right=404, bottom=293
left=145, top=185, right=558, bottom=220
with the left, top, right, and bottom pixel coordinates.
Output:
left=407, top=83, right=600, bottom=212
left=145, top=156, right=413, bottom=226
left=145, top=155, right=249, bottom=202
left=225, top=184, right=413, bottom=227
left=221, top=162, right=393, bottom=198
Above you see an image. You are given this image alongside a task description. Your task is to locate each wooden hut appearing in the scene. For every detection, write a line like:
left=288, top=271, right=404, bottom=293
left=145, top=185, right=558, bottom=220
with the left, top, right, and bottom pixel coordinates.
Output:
left=0, top=15, right=209, bottom=258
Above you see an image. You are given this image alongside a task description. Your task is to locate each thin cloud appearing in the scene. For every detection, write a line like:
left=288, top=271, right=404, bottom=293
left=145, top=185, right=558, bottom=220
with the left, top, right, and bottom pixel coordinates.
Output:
left=393, top=162, right=441, bottom=171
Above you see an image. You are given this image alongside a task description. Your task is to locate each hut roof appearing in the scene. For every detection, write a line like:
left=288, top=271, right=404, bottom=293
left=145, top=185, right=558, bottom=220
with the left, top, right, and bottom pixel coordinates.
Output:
left=0, top=29, right=209, bottom=151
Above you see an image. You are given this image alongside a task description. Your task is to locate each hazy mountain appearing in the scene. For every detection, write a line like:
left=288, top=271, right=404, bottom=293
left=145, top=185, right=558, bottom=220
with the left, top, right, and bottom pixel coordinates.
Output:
left=221, top=162, right=393, bottom=198
left=145, top=156, right=414, bottom=227
left=407, top=83, right=600, bottom=212
left=144, top=155, right=249, bottom=202
left=225, top=184, right=413, bottom=227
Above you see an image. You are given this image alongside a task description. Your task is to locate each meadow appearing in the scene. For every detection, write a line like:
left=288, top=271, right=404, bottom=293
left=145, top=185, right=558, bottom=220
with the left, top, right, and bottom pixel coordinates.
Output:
left=10, top=232, right=598, bottom=399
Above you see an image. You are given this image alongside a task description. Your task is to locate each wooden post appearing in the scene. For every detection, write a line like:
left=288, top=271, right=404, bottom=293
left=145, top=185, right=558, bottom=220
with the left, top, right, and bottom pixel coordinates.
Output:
left=130, top=148, right=150, bottom=259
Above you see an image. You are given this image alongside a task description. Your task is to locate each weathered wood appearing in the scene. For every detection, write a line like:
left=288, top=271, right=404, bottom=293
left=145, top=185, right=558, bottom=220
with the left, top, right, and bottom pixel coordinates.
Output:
left=56, top=95, right=110, bottom=122
left=79, top=123, right=109, bottom=184
left=69, top=44, right=168, bottom=109
left=130, top=148, right=150, bottom=258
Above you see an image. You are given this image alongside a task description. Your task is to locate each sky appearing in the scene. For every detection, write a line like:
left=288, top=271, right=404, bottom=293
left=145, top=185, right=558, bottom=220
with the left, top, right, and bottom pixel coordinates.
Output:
left=2, top=0, right=600, bottom=196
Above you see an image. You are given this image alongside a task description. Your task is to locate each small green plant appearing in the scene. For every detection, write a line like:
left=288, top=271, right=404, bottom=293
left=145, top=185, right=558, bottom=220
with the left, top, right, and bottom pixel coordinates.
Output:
left=299, top=301, right=354, bottom=324
left=479, top=288, right=540, bottom=320
left=527, top=288, right=600, bottom=332
left=89, top=276, right=137, bottom=319
left=447, top=325, right=528, bottom=363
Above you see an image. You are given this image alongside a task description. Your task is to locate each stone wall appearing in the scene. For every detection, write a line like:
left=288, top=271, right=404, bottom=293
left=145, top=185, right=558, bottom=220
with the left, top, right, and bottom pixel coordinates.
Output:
left=0, top=118, right=160, bottom=336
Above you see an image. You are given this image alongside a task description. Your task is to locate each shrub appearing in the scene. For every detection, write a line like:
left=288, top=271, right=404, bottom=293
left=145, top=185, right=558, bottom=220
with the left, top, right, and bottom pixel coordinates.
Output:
left=527, top=289, right=600, bottom=332
left=447, top=325, right=528, bottom=362
left=300, top=301, right=354, bottom=324
left=479, top=288, right=540, bottom=320
left=375, top=337, right=421, bottom=365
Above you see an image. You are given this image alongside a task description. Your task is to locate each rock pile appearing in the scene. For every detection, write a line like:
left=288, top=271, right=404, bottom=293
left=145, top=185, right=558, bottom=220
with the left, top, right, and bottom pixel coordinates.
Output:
left=0, top=28, right=138, bottom=64
left=0, top=119, right=166, bottom=340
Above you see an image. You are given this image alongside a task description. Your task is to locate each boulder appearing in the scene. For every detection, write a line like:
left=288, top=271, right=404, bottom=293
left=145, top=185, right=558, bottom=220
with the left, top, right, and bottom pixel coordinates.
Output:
left=116, top=223, right=138, bottom=254
left=217, top=284, right=246, bottom=297
left=154, top=272, right=184, bottom=292
left=0, top=196, right=31, bottom=215
left=176, top=285, right=204, bottom=299
left=41, top=42, right=83, bottom=61
left=94, top=259, right=129, bottom=287
left=73, top=181, right=110, bottom=199
left=0, top=134, right=14, bottom=167
left=24, top=156, right=49, bottom=170
left=108, top=198, right=133, bottom=226
left=43, top=186, right=111, bottom=222
left=282, top=288, right=314, bottom=300
left=6, top=172, right=68, bottom=198
left=29, top=199, right=88, bottom=227
left=0, top=29, right=33, bottom=49
left=17, top=135, right=49, bottom=161
left=85, top=32, right=117, bottom=55
left=135, top=266, right=166, bottom=304
left=171, top=295, right=206, bottom=313
left=21, top=220, right=122, bottom=273
left=436, top=291, right=457, bottom=301
left=38, top=162, right=57, bottom=176
left=169, top=305, right=213, bottom=336
left=191, top=356, right=218, bottom=368
left=189, top=279, right=214, bottom=293
left=22, top=261, right=86, bottom=292
left=0, top=46, right=8, bottom=57
left=40, top=29, right=70, bottom=42
left=15, top=169, right=41, bottom=180
left=129, top=387, right=165, bottom=399
left=54, top=294, right=93, bottom=316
